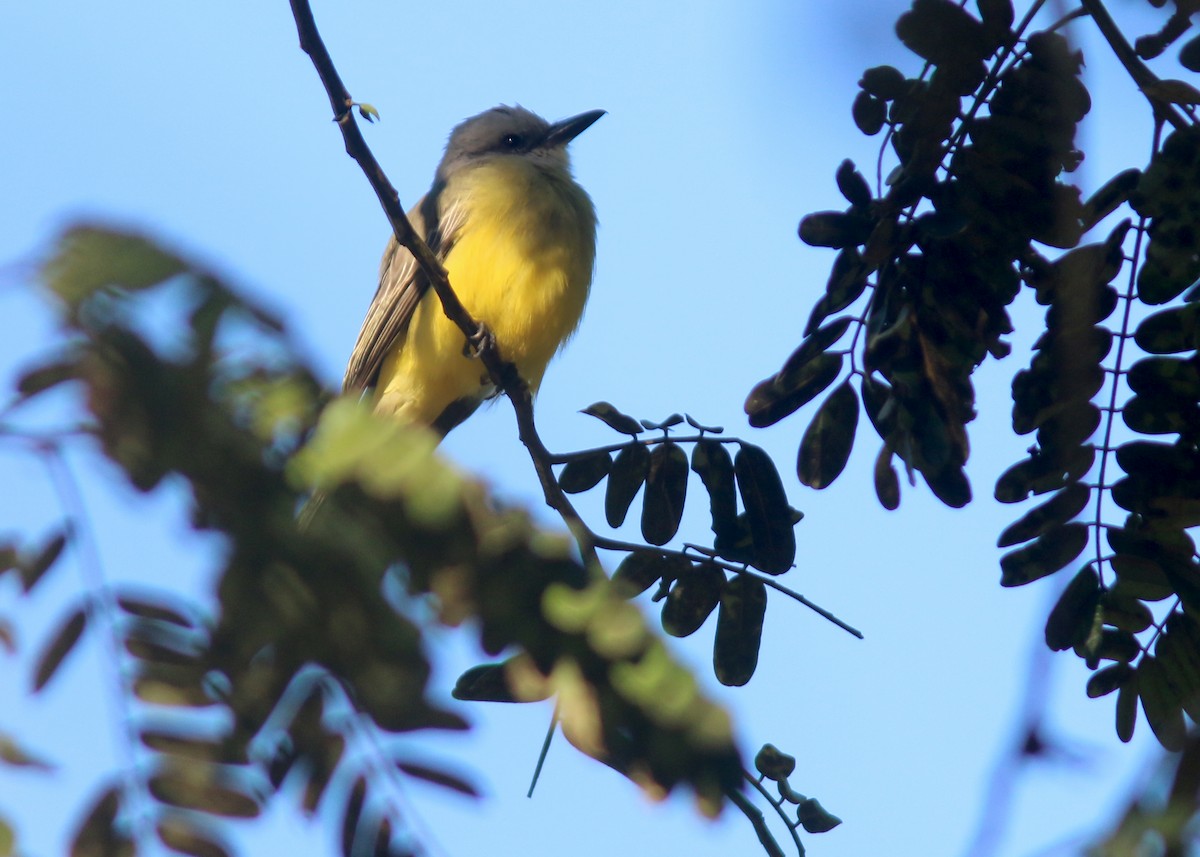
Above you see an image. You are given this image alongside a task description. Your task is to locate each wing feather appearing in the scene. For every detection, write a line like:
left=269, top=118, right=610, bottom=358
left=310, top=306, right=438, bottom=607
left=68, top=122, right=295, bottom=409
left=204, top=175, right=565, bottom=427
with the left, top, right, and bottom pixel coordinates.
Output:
left=342, top=191, right=468, bottom=392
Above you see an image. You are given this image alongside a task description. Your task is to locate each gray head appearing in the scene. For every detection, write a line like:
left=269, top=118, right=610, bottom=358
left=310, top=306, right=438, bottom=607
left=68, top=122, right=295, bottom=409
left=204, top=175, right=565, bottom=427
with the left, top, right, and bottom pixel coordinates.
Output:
left=436, top=105, right=605, bottom=181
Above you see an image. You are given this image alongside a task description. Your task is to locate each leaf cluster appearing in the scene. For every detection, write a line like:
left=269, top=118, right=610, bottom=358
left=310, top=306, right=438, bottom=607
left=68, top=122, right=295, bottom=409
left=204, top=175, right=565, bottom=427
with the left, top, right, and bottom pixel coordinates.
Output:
left=12, top=225, right=746, bottom=856
left=744, top=0, right=1200, bottom=757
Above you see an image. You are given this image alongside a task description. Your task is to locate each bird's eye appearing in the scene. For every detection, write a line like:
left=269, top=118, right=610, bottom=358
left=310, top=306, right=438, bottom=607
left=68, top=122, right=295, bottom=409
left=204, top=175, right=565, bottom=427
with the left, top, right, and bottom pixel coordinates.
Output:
left=502, top=134, right=524, bottom=150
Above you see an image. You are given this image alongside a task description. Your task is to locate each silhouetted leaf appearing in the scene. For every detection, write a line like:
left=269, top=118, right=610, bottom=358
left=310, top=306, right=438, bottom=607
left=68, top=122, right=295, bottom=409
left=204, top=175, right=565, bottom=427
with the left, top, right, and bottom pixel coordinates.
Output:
left=873, top=445, right=900, bottom=510
left=836, top=159, right=872, bottom=208
left=1155, top=622, right=1200, bottom=722
left=662, top=563, right=725, bottom=638
left=734, top=444, right=797, bottom=575
left=157, top=816, right=231, bottom=857
left=976, top=0, right=1014, bottom=32
left=1138, top=655, right=1186, bottom=751
left=1181, top=33, right=1200, bottom=71
left=859, top=65, right=907, bottom=100
left=115, top=595, right=195, bottom=627
left=1135, top=303, right=1199, bottom=354
left=604, top=442, right=650, bottom=528
left=691, top=439, right=737, bottom=541
left=140, top=729, right=246, bottom=764
left=640, top=413, right=684, bottom=431
left=852, top=91, right=888, bottom=135
left=753, top=744, right=796, bottom=781
left=1044, top=566, right=1100, bottom=651
left=1095, top=629, right=1141, bottom=663
left=641, top=442, right=688, bottom=546
left=396, top=761, right=479, bottom=797
left=999, top=522, right=1089, bottom=586
left=797, top=798, right=842, bottom=834
left=1116, top=671, right=1138, bottom=743
left=798, top=381, right=859, bottom=489
left=1087, top=663, right=1132, bottom=698
left=896, top=0, right=991, bottom=66
left=580, top=402, right=643, bottom=435
left=70, top=786, right=131, bottom=857
left=33, top=606, right=87, bottom=692
left=148, top=765, right=260, bottom=818
left=997, top=483, right=1090, bottom=547
left=713, top=575, right=767, bottom=687
left=1081, top=169, right=1140, bottom=231
left=15, top=360, right=77, bottom=400
left=341, top=775, right=367, bottom=857
left=1100, top=592, right=1154, bottom=634
left=612, top=551, right=666, bottom=598
left=994, top=446, right=1096, bottom=503
left=20, top=528, right=70, bottom=593
left=557, top=451, right=612, bottom=494
left=799, top=210, right=874, bottom=249
left=745, top=352, right=844, bottom=429
left=452, top=661, right=530, bottom=703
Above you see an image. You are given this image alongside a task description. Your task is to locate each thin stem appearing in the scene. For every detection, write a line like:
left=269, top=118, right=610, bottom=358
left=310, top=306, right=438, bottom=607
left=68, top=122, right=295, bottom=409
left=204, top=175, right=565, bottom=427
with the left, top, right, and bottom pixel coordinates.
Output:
left=591, top=535, right=864, bottom=639
left=1080, top=0, right=1189, bottom=132
left=526, top=702, right=559, bottom=798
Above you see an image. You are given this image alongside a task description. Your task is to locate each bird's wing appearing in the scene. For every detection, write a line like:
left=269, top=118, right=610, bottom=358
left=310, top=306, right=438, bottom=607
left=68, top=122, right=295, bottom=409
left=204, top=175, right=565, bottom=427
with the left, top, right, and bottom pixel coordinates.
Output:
left=342, top=192, right=468, bottom=393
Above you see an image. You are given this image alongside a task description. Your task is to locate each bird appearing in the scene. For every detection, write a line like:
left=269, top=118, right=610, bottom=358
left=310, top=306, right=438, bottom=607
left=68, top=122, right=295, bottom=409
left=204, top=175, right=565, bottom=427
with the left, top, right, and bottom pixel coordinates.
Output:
left=343, top=105, right=604, bottom=437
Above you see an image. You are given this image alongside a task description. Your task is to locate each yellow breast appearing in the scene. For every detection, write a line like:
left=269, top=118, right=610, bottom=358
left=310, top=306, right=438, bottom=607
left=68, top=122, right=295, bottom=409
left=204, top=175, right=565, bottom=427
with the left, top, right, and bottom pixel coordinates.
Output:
left=374, top=157, right=597, bottom=428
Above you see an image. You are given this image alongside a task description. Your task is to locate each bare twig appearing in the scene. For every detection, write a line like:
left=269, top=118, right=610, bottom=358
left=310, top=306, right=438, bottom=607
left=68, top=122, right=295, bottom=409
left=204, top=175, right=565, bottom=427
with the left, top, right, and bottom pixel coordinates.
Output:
left=1080, top=0, right=1188, bottom=131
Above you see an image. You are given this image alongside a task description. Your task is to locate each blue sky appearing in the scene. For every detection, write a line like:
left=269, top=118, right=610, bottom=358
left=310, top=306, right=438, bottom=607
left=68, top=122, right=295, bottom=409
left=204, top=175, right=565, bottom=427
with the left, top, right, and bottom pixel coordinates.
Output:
left=0, top=1, right=1178, bottom=856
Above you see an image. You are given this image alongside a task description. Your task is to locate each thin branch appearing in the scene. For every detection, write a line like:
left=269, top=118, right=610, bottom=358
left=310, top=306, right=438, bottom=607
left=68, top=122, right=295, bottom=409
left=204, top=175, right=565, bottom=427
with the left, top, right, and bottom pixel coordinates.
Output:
left=1080, top=0, right=1189, bottom=132
left=591, top=534, right=864, bottom=639
left=726, top=784, right=791, bottom=857
left=286, top=0, right=596, bottom=566
left=526, top=702, right=560, bottom=798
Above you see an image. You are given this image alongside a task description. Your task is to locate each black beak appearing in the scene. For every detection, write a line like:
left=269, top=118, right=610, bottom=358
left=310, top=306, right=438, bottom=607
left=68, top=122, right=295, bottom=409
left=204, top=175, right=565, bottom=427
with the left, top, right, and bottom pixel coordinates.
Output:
left=542, top=109, right=606, bottom=148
